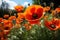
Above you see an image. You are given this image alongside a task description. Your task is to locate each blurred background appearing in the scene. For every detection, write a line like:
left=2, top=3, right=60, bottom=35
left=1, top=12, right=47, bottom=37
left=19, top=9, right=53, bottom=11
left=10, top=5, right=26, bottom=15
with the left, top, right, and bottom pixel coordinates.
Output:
left=0, top=0, right=60, bottom=18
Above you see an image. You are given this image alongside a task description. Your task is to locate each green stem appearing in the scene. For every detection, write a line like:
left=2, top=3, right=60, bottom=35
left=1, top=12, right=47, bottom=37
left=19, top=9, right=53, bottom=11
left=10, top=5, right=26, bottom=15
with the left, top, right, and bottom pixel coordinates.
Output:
left=52, top=30, right=58, bottom=40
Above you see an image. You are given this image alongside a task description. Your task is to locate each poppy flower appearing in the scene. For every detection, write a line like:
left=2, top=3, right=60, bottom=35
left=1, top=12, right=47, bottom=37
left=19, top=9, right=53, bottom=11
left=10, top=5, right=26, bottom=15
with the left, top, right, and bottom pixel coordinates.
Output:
left=0, top=21, right=9, bottom=40
left=3, top=30, right=10, bottom=35
left=43, top=6, right=50, bottom=12
left=2, top=20, right=13, bottom=35
left=16, top=18, right=20, bottom=24
left=52, top=8, right=60, bottom=18
left=3, top=20, right=9, bottom=26
left=0, top=23, right=4, bottom=40
left=0, top=26, right=4, bottom=38
left=24, top=5, right=44, bottom=24
left=54, top=12, right=60, bottom=19
left=9, top=16, right=16, bottom=21
left=0, top=23, right=2, bottom=27
left=3, top=20, right=13, bottom=30
left=45, top=19, right=60, bottom=30
left=16, top=13, right=25, bottom=24
left=1, top=37, right=7, bottom=40
left=17, top=13, right=25, bottom=19
left=0, top=18, right=3, bottom=23
left=51, top=10, right=55, bottom=15
left=3, top=14, right=9, bottom=19
left=14, top=5, right=24, bottom=12
left=55, top=8, right=60, bottom=13
left=24, top=24, right=32, bottom=30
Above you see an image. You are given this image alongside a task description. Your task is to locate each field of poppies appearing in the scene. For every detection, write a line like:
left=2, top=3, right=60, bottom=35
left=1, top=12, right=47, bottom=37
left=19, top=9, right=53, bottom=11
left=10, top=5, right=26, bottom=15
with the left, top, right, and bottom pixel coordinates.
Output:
left=0, top=3, right=60, bottom=40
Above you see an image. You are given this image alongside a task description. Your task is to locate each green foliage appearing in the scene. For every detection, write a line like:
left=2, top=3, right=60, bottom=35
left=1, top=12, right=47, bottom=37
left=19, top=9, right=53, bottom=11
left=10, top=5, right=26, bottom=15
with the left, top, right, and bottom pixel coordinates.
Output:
left=32, top=0, right=40, bottom=5
left=8, top=24, right=60, bottom=40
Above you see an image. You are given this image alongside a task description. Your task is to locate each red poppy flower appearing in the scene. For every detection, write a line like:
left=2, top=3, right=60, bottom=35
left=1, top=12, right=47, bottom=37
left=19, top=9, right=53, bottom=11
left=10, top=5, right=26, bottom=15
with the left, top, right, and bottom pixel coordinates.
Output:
left=3, top=20, right=13, bottom=30
left=52, top=8, right=60, bottom=19
left=17, top=13, right=25, bottom=23
left=0, top=21, right=9, bottom=40
left=0, top=18, right=3, bottom=23
left=43, top=6, right=50, bottom=12
left=3, top=14, right=9, bottom=19
left=9, top=16, right=16, bottom=21
left=55, top=8, right=60, bottom=13
left=3, top=30, right=10, bottom=35
left=0, top=26, right=4, bottom=37
left=45, top=19, right=60, bottom=30
left=24, top=5, right=44, bottom=24
left=14, top=5, right=24, bottom=12
left=16, top=18, right=21, bottom=24
left=2, top=20, right=13, bottom=35
left=17, top=13, right=25, bottom=19
left=24, top=24, right=32, bottom=30
left=52, top=8, right=60, bottom=15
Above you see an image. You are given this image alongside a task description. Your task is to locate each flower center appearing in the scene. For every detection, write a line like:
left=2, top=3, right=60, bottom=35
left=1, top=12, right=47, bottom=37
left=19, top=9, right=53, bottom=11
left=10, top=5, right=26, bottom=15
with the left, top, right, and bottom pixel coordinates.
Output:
left=50, top=24, right=56, bottom=29
left=32, top=13, right=38, bottom=19
left=4, top=27, right=9, bottom=30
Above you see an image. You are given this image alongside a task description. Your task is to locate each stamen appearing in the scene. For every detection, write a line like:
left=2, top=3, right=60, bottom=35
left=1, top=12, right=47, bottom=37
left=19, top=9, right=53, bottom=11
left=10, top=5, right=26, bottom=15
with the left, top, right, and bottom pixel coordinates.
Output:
left=32, top=13, right=38, bottom=19
left=50, top=24, right=56, bottom=29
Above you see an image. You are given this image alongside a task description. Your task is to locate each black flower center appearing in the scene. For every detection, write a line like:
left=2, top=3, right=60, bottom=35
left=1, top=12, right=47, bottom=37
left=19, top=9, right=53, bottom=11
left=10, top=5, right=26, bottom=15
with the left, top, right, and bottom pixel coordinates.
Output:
left=50, top=24, right=56, bottom=29
left=4, top=27, right=9, bottom=30
left=32, top=13, right=38, bottom=19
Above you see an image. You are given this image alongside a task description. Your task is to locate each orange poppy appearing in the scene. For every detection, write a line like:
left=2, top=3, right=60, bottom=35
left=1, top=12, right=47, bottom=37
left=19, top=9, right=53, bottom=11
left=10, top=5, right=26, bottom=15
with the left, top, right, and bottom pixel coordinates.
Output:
left=0, top=23, right=3, bottom=27
left=1, top=37, right=7, bottom=40
left=0, top=23, right=4, bottom=40
left=2, top=20, right=13, bottom=35
left=9, top=16, right=16, bottom=21
left=3, top=20, right=9, bottom=26
left=17, top=13, right=25, bottom=24
left=0, top=18, right=3, bottom=23
left=43, top=6, right=50, bottom=12
left=3, top=30, right=10, bottom=35
left=16, top=18, right=21, bottom=24
left=44, top=19, right=60, bottom=30
left=24, top=5, right=44, bottom=24
left=0, top=21, right=9, bottom=40
left=24, top=24, right=32, bottom=30
left=14, top=5, right=24, bottom=12
left=3, top=20, right=13, bottom=30
left=52, top=8, right=60, bottom=19
left=17, top=13, right=25, bottom=19
left=51, top=10, right=55, bottom=15
left=0, top=26, right=4, bottom=38
left=55, top=8, right=60, bottom=13
left=3, top=14, right=9, bottom=19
